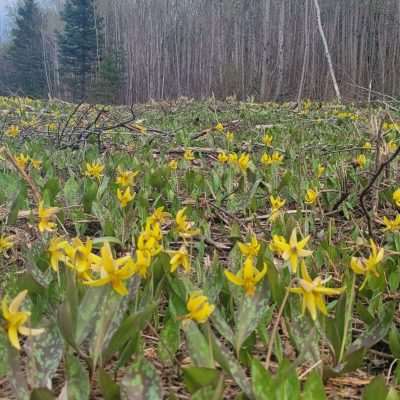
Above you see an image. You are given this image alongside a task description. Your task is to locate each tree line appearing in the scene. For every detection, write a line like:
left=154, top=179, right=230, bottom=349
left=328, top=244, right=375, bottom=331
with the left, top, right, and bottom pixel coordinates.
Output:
left=0, top=0, right=399, bottom=104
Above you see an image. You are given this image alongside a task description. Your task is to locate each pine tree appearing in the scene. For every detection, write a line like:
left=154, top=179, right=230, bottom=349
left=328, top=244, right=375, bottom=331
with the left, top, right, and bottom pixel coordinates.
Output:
left=8, top=0, right=47, bottom=98
left=58, top=0, right=101, bottom=101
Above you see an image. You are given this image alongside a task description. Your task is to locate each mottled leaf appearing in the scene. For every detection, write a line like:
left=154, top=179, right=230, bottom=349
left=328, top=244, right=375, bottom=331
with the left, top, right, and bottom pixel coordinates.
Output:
left=65, top=353, right=90, bottom=400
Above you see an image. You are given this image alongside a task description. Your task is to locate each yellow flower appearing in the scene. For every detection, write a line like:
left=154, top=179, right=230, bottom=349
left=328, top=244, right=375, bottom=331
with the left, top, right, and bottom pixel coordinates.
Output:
left=215, top=122, right=224, bottom=132
left=116, top=168, right=138, bottom=187
left=270, top=195, right=286, bottom=221
left=168, top=160, right=178, bottom=170
left=304, top=188, right=319, bottom=205
left=137, top=222, right=163, bottom=257
left=15, top=153, right=29, bottom=170
left=262, top=133, right=273, bottom=146
left=38, top=201, right=59, bottom=233
left=30, top=158, right=42, bottom=170
left=238, top=153, right=250, bottom=172
left=289, top=262, right=345, bottom=320
left=238, top=234, right=260, bottom=257
left=270, top=229, right=313, bottom=273
left=168, top=245, right=191, bottom=273
left=225, top=131, right=234, bottom=142
left=0, top=234, right=13, bottom=255
left=117, top=187, right=135, bottom=208
left=354, top=154, right=366, bottom=168
left=133, top=123, right=147, bottom=133
left=317, top=164, right=325, bottom=178
left=85, top=161, right=104, bottom=180
left=393, top=189, right=400, bottom=207
left=175, top=208, right=200, bottom=239
left=387, top=140, right=397, bottom=153
left=350, top=240, right=384, bottom=289
left=271, top=151, right=284, bottom=164
left=383, top=215, right=400, bottom=232
left=228, top=152, right=238, bottom=165
left=48, top=237, right=69, bottom=271
left=184, top=149, right=195, bottom=161
left=132, top=249, right=152, bottom=278
left=261, top=153, right=271, bottom=166
left=225, top=257, right=267, bottom=296
left=217, top=152, right=229, bottom=164
left=147, top=207, right=171, bottom=225
left=83, top=242, right=135, bottom=296
left=1, top=290, right=44, bottom=350
left=362, top=142, right=372, bottom=150
left=6, top=125, right=20, bottom=137
left=185, top=292, right=215, bottom=324
left=64, top=237, right=94, bottom=276
left=48, top=123, right=57, bottom=132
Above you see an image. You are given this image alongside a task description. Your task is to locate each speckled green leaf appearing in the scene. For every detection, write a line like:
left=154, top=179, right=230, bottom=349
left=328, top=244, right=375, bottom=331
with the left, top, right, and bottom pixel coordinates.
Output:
left=65, top=353, right=90, bottom=400
left=302, top=371, right=326, bottom=400
left=157, top=316, right=180, bottom=365
left=251, top=358, right=274, bottom=400
left=362, top=376, right=388, bottom=400
left=0, top=329, right=9, bottom=378
left=98, top=368, right=121, bottom=400
left=30, top=388, right=56, bottom=400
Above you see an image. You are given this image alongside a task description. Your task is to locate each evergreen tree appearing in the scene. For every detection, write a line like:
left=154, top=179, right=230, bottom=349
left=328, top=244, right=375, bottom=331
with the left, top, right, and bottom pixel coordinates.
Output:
left=8, top=0, right=47, bottom=98
left=58, top=0, right=101, bottom=101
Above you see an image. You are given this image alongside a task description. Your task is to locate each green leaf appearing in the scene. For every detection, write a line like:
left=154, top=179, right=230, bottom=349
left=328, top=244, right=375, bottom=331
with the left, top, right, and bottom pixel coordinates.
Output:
left=98, top=368, right=121, bottom=400
left=65, top=353, right=90, bottom=400
left=275, top=359, right=300, bottom=400
left=30, top=388, right=56, bottom=400
left=387, top=388, right=400, bottom=400
left=63, top=177, right=81, bottom=206
left=0, top=329, right=10, bottom=378
left=8, top=184, right=27, bottom=225
left=120, top=358, right=163, bottom=400
left=183, top=320, right=214, bottom=368
left=183, top=367, right=221, bottom=394
left=157, top=317, right=180, bottom=365
left=251, top=358, right=274, bottom=400
left=362, top=376, right=388, bottom=400
left=302, top=371, right=326, bottom=400
left=389, top=325, right=400, bottom=359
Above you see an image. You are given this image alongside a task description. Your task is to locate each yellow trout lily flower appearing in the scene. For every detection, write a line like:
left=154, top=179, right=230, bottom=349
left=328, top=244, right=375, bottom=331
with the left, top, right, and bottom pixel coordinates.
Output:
left=168, top=159, right=178, bottom=170
left=217, top=152, right=229, bottom=164
left=238, top=234, right=260, bottom=257
left=262, top=133, right=273, bottom=146
left=64, top=237, right=94, bottom=276
left=168, top=245, right=191, bottom=273
left=350, top=240, right=384, bottom=289
left=271, top=151, right=284, bottom=164
left=147, top=207, right=171, bottom=225
left=185, top=292, right=215, bottom=323
left=30, top=158, right=42, bottom=170
left=0, top=234, right=13, bottom=255
left=175, top=208, right=200, bottom=239
left=132, top=250, right=152, bottom=278
left=116, top=168, right=139, bottom=187
left=15, top=153, right=29, bottom=170
left=117, top=187, right=135, bottom=208
left=383, top=215, right=400, bottom=232
left=6, top=125, right=20, bottom=137
left=305, top=188, right=319, bottom=205
left=270, top=229, right=313, bottom=273
left=317, top=164, right=325, bottom=178
left=184, top=149, right=195, bottom=161
left=1, top=290, right=44, bottom=350
left=270, top=195, right=286, bottom=221
left=225, top=257, right=267, bottom=296
left=228, top=152, right=238, bottom=165
left=387, top=140, right=397, bottom=153
left=48, top=237, right=69, bottom=271
left=289, top=262, right=345, bottom=320
left=215, top=122, right=224, bottom=132
left=83, top=242, right=135, bottom=296
left=38, top=201, right=59, bottom=233
left=393, top=189, right=400, bottom=207
left=354, top=154, right=366, bottom=168
left=137, top=222, right=163, bottom=257
left=225, top=131, right=234, bottom=142
left=238, top=153, right=250, bottom=172
left=85, top=161, right=104, bottom=180
left=362, top=142, right=372, bottom=150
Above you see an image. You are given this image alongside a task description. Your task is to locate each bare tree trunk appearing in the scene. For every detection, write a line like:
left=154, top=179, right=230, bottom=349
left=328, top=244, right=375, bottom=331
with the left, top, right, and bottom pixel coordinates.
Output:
left=297, top=0, right=310, bottom=105
left=312, top=0, right=342, bottom=102
left=274, top=0, right=285, bottom=101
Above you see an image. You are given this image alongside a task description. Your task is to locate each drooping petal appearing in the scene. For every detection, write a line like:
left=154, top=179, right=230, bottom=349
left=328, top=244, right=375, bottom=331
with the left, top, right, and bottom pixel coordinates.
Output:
left=224, top=270, right=244, bottom=286
left=9, top=290, right=28, bottom=314
left=8, top=325, right=21, bottom=350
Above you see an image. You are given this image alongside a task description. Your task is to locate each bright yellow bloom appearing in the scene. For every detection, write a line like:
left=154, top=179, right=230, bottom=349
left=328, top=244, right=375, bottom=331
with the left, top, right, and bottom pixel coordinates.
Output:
left=289, top=262, right=345, bottom=320
left=350, top=240, right=384, bottom=289
left=304, top=188, right=319, bottom=205
left=393, top=189, right=400, bottom=207
left=0, top=234, right=13, bottom=255
left=64, top=237, right=94, bottom=276
left=184, top=149, right=195, bottom=161
left=175, top=208, right=200, bottom=239
left=133, top=123, right=147, bottom=133
left=48, top=237, right=68, bottom=271
left=262, top=133, right=273, bottom=146
left=215, top=122, right=224, bottom=132
left=238, top=234, right=260, bottom=257
left=238, top=153, right=250, bottom=172
left=228, top=152, right=238, bottom=165
left=6, top=125, right=20, bottom=137
left=271, top=151, right=284, bottom=164
left=383, top=215, right=400, bottom=232
left=225, top=131, right=234, bottom=142
left=185, top=292, right=215, bottom=324
left=132, top=249, right=152, bottom=278
left=15, top=153, right=29, bottom=170
left=362, top=142, right=372, bottom=150
left=85, top=161, right=104, bottom=180
left=317, top=164, right=325, bottom=178
left=261, top=153, right=271, bottom=166
left=38, top=201, right=59, bottom=233
left=225, top=257, right=267, bottom=296
left=270, top=195, right=286, bottom=221
left=269, top=235, right=286, bottom=255
left=217, top=152, right=229, bottom=164
left=137, top=222, right=163, bottom=257
left=387, top=140, right=397, bottom=153
left=270, top=229, right=313, bottom=273
left=30, top=158, right=42, bottom=170
left=168, top=245, right=191, bottom=273
left=116, top=168, right=139, bottom=187
left=1, top=290, right=44, bottom=350
left=168, top=160, right=178, bottom=170
left=83, top=242, right=135, bottom=296
left=354, top=154, right=366, bottom=168
left=117, top=187, right=135, bottom=208
left=147, top=207, right=171, bottom=225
